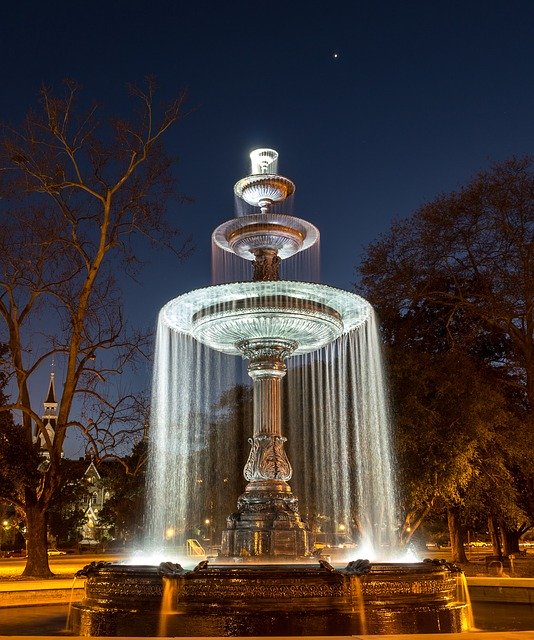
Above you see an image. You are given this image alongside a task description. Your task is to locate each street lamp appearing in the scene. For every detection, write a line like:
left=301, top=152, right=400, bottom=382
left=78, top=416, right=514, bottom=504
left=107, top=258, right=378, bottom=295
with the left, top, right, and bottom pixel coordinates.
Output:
left=204, top=519, right=212, bottom=555
left=164, top=527, right=175, bottom=541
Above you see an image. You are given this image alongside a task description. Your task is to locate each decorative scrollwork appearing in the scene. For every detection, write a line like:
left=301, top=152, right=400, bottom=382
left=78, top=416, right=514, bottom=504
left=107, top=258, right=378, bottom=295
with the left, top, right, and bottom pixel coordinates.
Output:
left=185, top=580, right=342, bottom=600
left=243, top=434, right=292, bottom=481
left=236, top=338, right=298, bottom=366
left=252, top=250, right=282, bottom=281
left=76, top=561, right=113, bottom=577
left=344, top=559, right=371, bottom=576
left=423, top=557, right=462, bottom=574
left=158, top=562, right=186, bottom=577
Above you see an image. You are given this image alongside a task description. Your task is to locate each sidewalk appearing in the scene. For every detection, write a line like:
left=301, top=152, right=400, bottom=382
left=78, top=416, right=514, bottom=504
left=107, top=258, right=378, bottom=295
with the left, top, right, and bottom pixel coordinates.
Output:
left=0, top=554, right=114, bottom=607
left=0, top=577, right=85, bottom=607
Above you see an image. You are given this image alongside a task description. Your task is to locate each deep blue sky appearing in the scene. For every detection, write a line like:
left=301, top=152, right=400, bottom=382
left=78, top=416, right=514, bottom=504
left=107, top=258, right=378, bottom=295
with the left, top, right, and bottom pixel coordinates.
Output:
left=2, top=1, right=534, bottom=453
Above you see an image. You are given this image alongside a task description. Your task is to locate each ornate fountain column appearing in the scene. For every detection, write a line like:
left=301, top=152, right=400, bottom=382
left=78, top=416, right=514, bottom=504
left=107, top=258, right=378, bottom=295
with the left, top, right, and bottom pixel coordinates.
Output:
left=220, top=338, right=312, bottom=558
left=241, top=339, right=294, bottom=483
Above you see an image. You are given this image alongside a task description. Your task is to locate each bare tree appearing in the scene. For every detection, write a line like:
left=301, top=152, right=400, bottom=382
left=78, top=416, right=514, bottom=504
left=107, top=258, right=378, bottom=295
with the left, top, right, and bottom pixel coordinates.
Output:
left=0, top=79, right=190, bottom=576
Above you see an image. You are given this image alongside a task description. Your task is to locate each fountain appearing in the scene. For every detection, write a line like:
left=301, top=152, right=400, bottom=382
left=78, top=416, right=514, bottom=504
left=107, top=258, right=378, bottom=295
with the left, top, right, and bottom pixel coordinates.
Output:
left=70, top=149, right=470, bottom=636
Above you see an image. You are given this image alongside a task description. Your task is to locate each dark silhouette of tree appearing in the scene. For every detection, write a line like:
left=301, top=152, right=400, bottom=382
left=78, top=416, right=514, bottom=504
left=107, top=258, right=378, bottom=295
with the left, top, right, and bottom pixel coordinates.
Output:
left=47, top=460, right=87, bottom=548
left=358, top=157, right=534, bottom=561
left=360, top=156, right=534, bottom=414
left=0, top=79, right=190, bottom=576
left=202, top=384, right=252, bottom=543
left=98, top=441, right=148, bottom=546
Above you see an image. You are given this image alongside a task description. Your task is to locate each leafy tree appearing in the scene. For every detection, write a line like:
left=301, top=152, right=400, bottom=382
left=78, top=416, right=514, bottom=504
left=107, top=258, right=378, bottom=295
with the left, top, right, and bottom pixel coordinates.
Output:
left=358, top=157, right=534, bottom=561
left=0, top=80, right=189, bottom=576
left=360, top=156, right=534, bottom=414
left=98, top=441, right=148, bottom=546
left=47, top=460, right=87, bottom=548
left=390, top=346, right=513, bottom=561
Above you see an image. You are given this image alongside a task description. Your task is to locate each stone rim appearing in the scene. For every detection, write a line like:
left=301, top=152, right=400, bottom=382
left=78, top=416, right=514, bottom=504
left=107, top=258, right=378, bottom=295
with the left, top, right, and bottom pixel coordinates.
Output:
left=161, top=281, right=371, bottom=356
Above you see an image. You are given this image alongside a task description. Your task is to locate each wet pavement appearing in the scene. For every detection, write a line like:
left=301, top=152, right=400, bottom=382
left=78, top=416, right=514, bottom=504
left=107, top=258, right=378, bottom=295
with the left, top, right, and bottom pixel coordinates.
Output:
left=0, top=603, right=71, bottom=635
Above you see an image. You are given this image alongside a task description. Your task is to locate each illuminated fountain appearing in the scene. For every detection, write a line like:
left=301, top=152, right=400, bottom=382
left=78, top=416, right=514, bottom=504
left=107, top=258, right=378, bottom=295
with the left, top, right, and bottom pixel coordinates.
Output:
left=71, top=149, right=470, bottom=636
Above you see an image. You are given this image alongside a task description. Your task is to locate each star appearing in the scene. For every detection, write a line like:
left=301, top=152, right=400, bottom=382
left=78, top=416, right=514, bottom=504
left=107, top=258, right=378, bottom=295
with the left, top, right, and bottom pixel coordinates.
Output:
left=332, top=52, right=340, bottom=60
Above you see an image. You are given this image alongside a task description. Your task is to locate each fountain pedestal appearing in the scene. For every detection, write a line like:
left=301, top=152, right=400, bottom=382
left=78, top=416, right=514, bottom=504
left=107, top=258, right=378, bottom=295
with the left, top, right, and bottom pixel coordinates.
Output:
left=221, top=338, right=312, bottom=558
left=221, top=480, right=311, bottom=557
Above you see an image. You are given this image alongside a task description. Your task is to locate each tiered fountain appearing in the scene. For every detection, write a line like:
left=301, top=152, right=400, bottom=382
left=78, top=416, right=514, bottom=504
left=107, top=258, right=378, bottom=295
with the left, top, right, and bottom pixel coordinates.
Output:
left=71, top=149, right=470, bottom=636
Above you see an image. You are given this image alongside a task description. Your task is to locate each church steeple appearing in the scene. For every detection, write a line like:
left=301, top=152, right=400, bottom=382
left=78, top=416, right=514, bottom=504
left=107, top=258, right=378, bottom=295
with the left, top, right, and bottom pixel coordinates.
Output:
left=44, top=371, right=57, bottom=411
left=36, top=369, right=57, bottom=453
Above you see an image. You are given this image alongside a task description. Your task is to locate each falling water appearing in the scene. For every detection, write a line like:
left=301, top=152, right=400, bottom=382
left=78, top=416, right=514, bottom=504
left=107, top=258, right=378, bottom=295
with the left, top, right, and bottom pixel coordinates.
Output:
left=233, top=193, right=295, bottom=218
left=144, top=314, right=248, bottom=555
left=456, top=572, right=475, bottom=630
left=145, top=302, right=399, bottom=560
left=211, top=228, right=321, bottom=284
left=286, top=310, right=398, bottom=559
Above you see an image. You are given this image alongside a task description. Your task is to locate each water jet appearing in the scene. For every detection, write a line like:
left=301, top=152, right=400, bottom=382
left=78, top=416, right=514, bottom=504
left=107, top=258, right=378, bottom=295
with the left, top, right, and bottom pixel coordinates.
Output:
left=71, top=149, right=470, bottom=635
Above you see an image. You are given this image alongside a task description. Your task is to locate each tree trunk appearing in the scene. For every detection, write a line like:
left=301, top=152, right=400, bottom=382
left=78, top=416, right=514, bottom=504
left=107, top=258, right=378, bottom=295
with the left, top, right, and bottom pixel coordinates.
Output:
left=22, top=504, right=53, bottom=578
left=447, top=505, right=468, bottom=563
left=488, top=515, right=503, bottom=556
left=501, top=523, right=520, bottom=555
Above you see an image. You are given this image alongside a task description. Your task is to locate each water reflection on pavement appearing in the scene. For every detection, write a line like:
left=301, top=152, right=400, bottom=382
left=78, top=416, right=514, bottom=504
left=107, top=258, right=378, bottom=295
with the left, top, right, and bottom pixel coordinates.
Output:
left=0, top=602, right=533, bottom=636
left=473, top=601, right=534, bottom=632
left=0, top=604, right=71, bottom=635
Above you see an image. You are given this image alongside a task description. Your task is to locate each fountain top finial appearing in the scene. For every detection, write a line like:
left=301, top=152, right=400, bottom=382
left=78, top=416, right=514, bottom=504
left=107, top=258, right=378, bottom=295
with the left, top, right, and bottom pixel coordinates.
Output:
left=213, top=149, right=319, bottom=278
left=234, top=149, right=295, bottom=212
left=250, top=148, right=279, bottom=175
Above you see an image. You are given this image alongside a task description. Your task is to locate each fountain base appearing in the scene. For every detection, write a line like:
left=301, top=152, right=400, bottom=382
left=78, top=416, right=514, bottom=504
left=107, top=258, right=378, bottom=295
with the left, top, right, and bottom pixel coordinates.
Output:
left=70, top=561, right=470, bottom=636
left=221, top=480, right=312, bottom=558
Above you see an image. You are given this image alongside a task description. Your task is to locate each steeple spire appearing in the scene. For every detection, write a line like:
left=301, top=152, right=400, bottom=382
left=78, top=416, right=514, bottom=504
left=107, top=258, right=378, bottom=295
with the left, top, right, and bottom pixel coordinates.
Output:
left=44, top=370, right=57, bottom=409
left=35, top=367, right=58, bottom=453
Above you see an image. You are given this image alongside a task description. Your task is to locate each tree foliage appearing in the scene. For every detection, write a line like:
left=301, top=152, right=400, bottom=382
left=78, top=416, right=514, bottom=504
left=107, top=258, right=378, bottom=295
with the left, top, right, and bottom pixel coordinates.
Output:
left=98, top=441, right=148, bottom=546
left=360, top=156, right=534, bottom=414
left=357, top=157, right=534, bottom=560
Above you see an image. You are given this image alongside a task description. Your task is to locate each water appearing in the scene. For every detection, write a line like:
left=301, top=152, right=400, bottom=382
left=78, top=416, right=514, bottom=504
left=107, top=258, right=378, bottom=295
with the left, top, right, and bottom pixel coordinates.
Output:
left=144, top=323, right=248, bottom=553
left=287, top=310, right=398, bottom=558
left=0, top=601, right=532, bottom=634
left=456, top=572, right=475, bottom=629
left=145, top=299, right=399, bottom=560
left=472, top=602, right=534, bottom=631
left=212, top=238, right=321, bottom=284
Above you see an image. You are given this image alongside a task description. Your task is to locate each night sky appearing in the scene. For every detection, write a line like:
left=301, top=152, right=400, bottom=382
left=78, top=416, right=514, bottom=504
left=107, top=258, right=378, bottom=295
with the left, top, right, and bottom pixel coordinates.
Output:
left=2, top=1, right=534, bottom=453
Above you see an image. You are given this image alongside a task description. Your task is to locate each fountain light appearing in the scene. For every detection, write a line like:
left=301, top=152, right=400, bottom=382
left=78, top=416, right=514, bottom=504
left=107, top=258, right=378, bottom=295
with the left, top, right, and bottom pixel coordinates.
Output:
left=250, top=148, right=279, bottom=175
left=234, top=148, right=294, bottom=212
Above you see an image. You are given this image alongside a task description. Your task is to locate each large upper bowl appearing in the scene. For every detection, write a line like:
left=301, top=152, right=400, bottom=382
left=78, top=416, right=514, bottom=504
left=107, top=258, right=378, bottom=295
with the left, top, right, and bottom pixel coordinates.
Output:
left=161, top=281, right=371, bottom=356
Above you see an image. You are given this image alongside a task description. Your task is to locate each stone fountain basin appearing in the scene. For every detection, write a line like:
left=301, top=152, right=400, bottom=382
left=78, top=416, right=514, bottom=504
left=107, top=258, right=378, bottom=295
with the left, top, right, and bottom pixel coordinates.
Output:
left=70, top=560, right=469, bottom=636
left=213, top=213, right=319, bottom=259
left=161, top=280, right=372, bottom=355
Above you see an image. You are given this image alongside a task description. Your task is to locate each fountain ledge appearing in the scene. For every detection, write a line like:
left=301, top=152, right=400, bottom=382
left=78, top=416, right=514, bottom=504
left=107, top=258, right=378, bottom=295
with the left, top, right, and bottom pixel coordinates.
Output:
left=2, top=576, right=534, bottom=608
